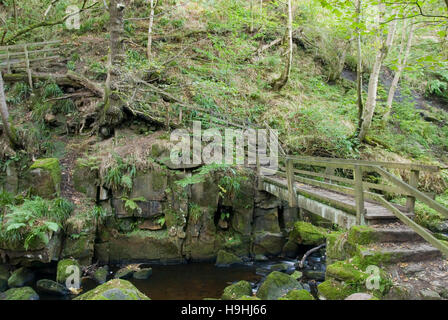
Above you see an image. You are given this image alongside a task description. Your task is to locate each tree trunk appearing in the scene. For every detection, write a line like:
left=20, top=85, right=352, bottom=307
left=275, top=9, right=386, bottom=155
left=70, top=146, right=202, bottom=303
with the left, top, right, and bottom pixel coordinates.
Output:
left=272, top=0, right=293, bottom=91
left=147, top=0, right=156, bottom=58
left=384, top=20, right=414, bottom=120
left=0, top=72, right=18, bottom=148
left=356, top=0, right=363, bottom=130
left=358, top=4, right=397, bottom=142
left=102, top=0, right=126, bottom=130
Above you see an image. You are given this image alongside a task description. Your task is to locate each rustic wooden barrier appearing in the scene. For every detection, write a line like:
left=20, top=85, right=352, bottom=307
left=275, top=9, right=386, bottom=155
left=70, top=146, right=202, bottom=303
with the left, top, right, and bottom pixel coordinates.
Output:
left=0, top=40, right=62, bottom=88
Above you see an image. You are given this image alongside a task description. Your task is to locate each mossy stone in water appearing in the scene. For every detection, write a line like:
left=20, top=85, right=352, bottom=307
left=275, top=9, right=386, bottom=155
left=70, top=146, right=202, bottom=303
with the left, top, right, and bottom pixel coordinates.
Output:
left=215, top=250, right=243, bottom=267
left=36, top=279, right=70, bottom=296
left=279, top=289, right=314, bottom=300
left=75, top=279, right=150, bottom=300
left=8, top=267, right=34, bottom=288
left=256, top=271, right=303, bottom=300
left=0, top=287, right=39, bottom=300
left=221, top=281, right=252, bottom=300
left=290, top=221, right=328, bottom=245
left=57, top=259, right=80, bottom=284
left=94, top=266, right=109, bottom=284
left=133, top=268, right=152, bottom=280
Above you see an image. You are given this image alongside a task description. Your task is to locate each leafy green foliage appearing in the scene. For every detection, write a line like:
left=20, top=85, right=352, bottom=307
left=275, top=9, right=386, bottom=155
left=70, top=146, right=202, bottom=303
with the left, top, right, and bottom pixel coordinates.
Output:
left=0, top=197, right=73, bottom=250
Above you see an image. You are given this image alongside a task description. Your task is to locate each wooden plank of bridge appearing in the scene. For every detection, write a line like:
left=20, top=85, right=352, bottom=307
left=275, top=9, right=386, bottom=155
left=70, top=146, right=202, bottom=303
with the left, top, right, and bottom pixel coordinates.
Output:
left=406, top=169, right=419, bottom=214
left=286, top=159, right=298, bottom=207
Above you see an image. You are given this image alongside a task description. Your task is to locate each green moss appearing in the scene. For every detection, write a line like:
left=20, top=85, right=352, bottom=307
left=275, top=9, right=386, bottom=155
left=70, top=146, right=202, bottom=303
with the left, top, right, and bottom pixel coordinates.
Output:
left=238, top=295, right=261, bottom=300
left=30, top=158, right=61, bottom=191
left=326, top=261, right=369, bottom=282
left=56, top=259, right=80, bottom=284
left=317, top=280, right=355, bottom=300
left=326, top=231, right=359, bottom=264
left=75, top=279, right=150, bottom=300
left=290, top=221, right=328, bottom=245
left=215, top=250, right=243, bottom=266
left=221, top=280, right=252, bottom=300
left=279, top=289, right=314, bottom=300
left=347, top=226, right=378, bottom=245
left=0, top=287, right=39, bottom=300
left=256, top=271, right=303, bottom=300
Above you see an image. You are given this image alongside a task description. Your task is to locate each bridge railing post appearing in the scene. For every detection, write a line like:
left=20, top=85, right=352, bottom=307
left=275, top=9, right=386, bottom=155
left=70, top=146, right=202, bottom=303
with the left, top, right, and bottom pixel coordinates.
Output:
left=354, top=165, right=365, bottom=225
left=406, top=169, right=419, bottom=214
left=286, top=158, right=298, bottom=209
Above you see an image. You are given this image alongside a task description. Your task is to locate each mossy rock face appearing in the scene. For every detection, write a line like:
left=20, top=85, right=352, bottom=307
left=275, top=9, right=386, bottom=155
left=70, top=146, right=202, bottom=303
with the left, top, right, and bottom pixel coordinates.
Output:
left=8, top=267, right=34, bottom=288
left=0, top=265, right=10, bottom=290
left=75, top=279, right=150, bottom=300
left=215, top=250, right=243, bottom=267
left=56, top=259, right=80, bottom=284
left=36, top=279, right=70, bottom=296
left=290, top=221, right=328, bottom=245
left=0, top=287, right=39, bottom=300
left=256, top=271, right=303, bottom=300
left=279, top=289, right=314, bottom=300
left=93, top=266, right=109, bottom=284
left=326, top=232, right=358, bottom=264
left=317, top=280, right=355, bottom=300
left=28, top=158, right=61, bottom=198
left=252, top=232, right=285, bottom=256
left=221, top=281, right=252, bottom=300
left=347, top=226, right=378, bottom=245
left=72, top=158, right=98, bottom=199
left=326, top=261, right=369, bottom=283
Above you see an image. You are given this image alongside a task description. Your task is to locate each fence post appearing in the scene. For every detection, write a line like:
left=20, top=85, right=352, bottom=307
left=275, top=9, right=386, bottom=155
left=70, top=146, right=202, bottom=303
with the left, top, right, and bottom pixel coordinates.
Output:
left=24, top=45, right=33, bottom=89
left=406, top=170, right=419, bottom=214
left=6, top=47, right=11, bottom=74
left=354, top=165, right=365, bottom=225
left=286, top=158, right=298, bottom=209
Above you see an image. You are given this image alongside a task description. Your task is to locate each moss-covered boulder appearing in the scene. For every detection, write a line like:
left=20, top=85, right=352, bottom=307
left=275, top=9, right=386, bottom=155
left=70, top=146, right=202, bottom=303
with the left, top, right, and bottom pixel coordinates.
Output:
left=56, top=259, right=80, bottom=284
left=221, top=281, right=252, bottom=300
left=252, top=232, right=285, bottom=256
left=75, top=279, right=150, bottom=300
left=94, top=266, right=109, bottom=284
left=326, top=232, right=358, bottom=264
left=279, top=289, right=314, bottom=300
left=133, top=268, right=152, bottom=280
left=7, top=267, right=34, bottom=288
left=290, top=221, right=328, bottom=245
left=0, top=287, right=39, bottom=300
left=347, top=226, right=378, bottom=245
left=317, top=280, right=355, bottom=300
left=215, top=250, right=243, bottom=267
left=28, top=158, right=61, bottom=198
left=36, top=279, right=70, bottom=296
left=256, top=271, right=303, bottom=300
left=326, top=261, right=369, bottom=283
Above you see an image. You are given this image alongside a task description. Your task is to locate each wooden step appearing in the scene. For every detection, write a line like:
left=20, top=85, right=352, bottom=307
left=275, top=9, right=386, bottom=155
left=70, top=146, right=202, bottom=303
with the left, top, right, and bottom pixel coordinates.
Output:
left=365, top=203, right=414, bottom=223
left=360, top=242, right=442, bottom=264
left=370, top=226, right=425, bottom=243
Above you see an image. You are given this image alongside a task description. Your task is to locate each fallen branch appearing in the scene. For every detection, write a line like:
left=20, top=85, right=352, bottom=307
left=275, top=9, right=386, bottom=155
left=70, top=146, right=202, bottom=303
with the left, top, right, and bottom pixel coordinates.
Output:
left=298, top=243, right=326, bottom=269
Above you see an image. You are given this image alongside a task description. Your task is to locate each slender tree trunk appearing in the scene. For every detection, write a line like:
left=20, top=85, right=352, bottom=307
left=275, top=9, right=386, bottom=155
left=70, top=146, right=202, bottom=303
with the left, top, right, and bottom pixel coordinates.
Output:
left=356, top=0, right=364, bottom=130
left=147, top=0, right=156, bottom=59
left=0, top=72, right=18, bottom=148
left=272, top=0, right=293, bottom=91
left=384, top=20, right=414, bottom=120
left=358, top=4, right=397, bottom=142
left=102, top=0, right=126, bottom=131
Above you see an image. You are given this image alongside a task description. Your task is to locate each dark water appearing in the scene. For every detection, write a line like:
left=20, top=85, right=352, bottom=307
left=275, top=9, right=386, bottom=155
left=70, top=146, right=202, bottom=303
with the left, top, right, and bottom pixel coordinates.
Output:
left=129, top=263, right=261, bottom=300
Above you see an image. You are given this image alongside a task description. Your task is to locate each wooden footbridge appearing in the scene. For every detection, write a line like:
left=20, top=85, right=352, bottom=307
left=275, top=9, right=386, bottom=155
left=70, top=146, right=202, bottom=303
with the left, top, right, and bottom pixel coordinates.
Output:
left=2, top=41, right=448, bottom=257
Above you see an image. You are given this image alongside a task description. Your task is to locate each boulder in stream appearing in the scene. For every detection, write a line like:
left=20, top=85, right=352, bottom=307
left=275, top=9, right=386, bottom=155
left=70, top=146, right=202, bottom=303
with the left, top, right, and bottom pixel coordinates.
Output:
left=221, top=280, right=252, bottom=300
left=75, top=279, right=150, bottom=300
left=56, top=259, right=81, bottom=284
left=256, top=271, right=303, bottom=300
left=93, top=266, right=109, bottom=284
left=7, top=267, right=34, bottom=288
left=215, top=250, right=243, bottom=267
left=133, top=268, right=152, bottom=280
left=279, top=289, right=314, bottom=300
left=36, top=279, right=70, bottom=296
